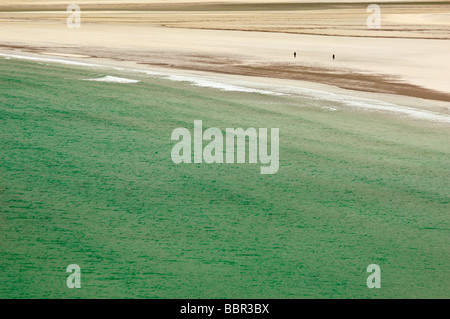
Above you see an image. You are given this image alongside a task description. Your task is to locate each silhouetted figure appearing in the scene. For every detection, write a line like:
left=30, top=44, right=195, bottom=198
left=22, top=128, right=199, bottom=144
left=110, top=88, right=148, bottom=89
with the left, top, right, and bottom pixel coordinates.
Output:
left=294, top=52, right=296, bottom=58
left=333, top=54, right=335, bottom=60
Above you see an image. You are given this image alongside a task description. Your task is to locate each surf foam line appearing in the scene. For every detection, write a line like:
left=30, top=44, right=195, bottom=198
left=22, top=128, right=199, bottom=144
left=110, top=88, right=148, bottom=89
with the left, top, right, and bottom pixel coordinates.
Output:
left=113, top=67, right=286, bottom=96
left=164, top=75, right=286, bottom=96
left=2, top=52, right=449, bottom=123
left=0, top=53, right=283, bottom=95
left=84, top=76, right=140, bottom=84
left=0, top=53, right=140, bottom=84
left=0, top=52, right=99, bottom=67
left=278, top=85, right=450, bottom=124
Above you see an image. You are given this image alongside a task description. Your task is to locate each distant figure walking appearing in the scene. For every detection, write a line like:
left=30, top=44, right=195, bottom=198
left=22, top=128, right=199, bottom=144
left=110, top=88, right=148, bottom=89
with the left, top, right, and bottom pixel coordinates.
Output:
left=294, top=52, right=296, bottom=58
left=332, top=54, right=335, bottom=60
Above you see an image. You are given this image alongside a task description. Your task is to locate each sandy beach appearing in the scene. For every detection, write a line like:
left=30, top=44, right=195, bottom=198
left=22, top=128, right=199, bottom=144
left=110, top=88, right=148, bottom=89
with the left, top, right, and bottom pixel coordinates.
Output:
left=1, top=1, right=450, bottom=109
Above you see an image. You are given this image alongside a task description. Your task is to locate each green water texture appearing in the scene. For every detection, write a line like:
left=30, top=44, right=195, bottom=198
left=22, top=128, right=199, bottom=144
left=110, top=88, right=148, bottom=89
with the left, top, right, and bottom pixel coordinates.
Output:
left=1, top=59, right=449, bottom=298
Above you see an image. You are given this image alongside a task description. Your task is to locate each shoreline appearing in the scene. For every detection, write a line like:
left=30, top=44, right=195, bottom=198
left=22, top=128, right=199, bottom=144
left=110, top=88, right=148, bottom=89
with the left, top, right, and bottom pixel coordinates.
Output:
left=2, top=47, right=450, bottom=124
left=2, top=40, right=450, bottom=103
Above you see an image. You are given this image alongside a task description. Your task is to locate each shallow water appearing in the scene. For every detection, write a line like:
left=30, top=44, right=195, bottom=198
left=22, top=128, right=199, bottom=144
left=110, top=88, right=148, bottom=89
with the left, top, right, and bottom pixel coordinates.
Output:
left=1, top=58, right=449, bottom=298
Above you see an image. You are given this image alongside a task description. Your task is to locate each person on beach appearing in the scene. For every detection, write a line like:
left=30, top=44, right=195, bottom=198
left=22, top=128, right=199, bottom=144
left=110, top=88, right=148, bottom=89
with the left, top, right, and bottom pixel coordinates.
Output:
left=333, top=54, right=335, bottom=60
left=294, top=52, right=296, bottom=58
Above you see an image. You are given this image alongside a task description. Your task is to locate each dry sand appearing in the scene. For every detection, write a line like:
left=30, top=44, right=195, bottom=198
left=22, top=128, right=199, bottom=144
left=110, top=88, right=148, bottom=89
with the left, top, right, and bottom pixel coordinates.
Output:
left=1, top=1, right=450, bottom=108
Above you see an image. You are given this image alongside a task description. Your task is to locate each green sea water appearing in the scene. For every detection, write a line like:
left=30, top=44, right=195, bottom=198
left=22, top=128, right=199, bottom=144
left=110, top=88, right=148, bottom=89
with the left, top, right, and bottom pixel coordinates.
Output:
left=0, top=58, right=449, bottom=298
